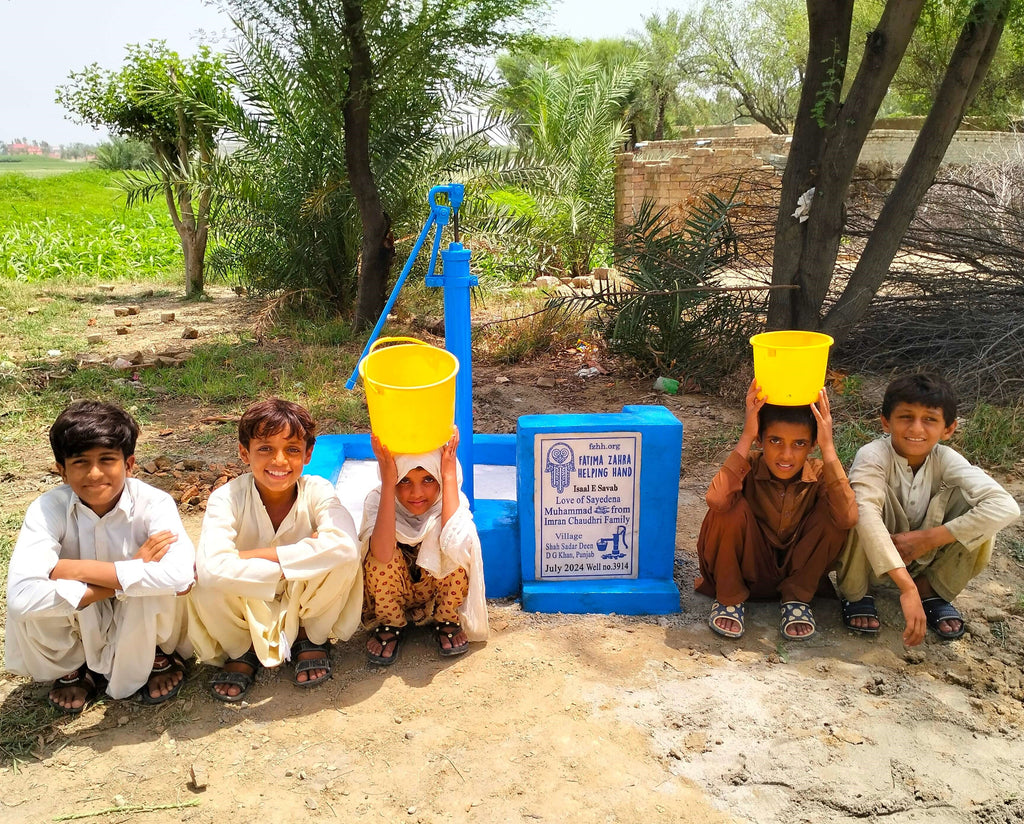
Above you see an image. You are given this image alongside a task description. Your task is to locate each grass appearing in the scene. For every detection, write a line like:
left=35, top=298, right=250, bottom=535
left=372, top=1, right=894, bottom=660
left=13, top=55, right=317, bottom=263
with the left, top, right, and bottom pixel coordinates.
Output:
left=475, top=301, right=588, bottom=364
left=953, top=401, right=1024, bottom=471
left=0, top=167, right=181, bottom=283
left=1006, top=536, right=1024, bottom=566
left=0, top=155, right=88, bottom=178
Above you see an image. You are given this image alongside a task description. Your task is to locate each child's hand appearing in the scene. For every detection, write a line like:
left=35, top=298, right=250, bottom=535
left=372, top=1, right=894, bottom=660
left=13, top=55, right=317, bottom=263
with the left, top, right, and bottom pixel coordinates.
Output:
left=134, top=530, right=177, bottom=563
left=371, top=433, right=398, bottom=486
left=741, top=379, right=766, bottom=442
left=899, top=588, right=927, bottom=646
left=440, top=427, right=460, bottom=483
left=893, top=527, right=949, bottom=564
left=811, top=388, right=836, bottom=458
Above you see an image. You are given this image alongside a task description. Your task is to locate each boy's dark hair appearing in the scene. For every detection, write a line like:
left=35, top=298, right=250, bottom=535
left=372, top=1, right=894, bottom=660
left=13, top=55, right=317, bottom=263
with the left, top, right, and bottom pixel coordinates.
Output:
left=238, top=398, right=317, bottom=450
left=758, top=403, right=817, bottom=442
left=881, top=372, right=957, bottom=425
left=49, top=400, right=140, bottom=465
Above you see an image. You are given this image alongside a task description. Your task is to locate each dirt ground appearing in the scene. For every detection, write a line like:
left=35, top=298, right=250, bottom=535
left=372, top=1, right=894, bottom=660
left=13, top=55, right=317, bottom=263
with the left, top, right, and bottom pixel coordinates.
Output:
left=2, top=287, right=1024, bottom=824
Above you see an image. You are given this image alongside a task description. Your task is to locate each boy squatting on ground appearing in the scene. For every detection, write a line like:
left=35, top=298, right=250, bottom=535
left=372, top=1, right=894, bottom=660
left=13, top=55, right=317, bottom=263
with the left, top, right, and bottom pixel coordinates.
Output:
left=187, top=399, right=362, bottom=701
left=361, top=427, right=488, bottom=665
left=835, top=373, right=1020, bottom=645
left=6, top=401, right=195, bottom=713
left=695, top=380, right=857, bottom=640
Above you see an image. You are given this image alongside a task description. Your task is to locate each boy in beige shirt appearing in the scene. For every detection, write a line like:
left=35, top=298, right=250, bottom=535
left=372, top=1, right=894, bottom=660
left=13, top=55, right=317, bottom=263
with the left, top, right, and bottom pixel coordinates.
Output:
left=836, top=373, right=1019, bottom=645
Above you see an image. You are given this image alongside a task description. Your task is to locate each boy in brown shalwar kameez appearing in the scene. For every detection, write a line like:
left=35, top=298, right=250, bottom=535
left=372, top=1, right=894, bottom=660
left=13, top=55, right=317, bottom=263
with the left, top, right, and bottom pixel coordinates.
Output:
left=695, top=379, right=857, bottom=640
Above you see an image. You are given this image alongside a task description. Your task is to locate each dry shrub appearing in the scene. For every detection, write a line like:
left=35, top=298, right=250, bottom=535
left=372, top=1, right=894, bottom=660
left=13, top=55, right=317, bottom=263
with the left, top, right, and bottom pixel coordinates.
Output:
left=837, top=154, right=1024, bottom=404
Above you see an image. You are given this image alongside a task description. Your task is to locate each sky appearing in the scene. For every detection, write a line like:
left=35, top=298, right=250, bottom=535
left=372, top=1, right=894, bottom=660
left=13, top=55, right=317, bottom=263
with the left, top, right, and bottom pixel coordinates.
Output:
left=0, top=0, right=682, bottom=146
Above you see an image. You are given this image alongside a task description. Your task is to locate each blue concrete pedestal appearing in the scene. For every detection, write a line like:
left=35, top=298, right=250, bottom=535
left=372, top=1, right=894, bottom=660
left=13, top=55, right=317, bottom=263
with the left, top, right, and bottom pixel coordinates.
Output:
left=517, top=405, right=682, bottom=615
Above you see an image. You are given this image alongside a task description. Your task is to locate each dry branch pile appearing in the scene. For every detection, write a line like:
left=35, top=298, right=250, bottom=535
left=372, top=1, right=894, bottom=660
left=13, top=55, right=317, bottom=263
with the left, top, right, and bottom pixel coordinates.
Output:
left=840, top=158, right=1024, bottom=403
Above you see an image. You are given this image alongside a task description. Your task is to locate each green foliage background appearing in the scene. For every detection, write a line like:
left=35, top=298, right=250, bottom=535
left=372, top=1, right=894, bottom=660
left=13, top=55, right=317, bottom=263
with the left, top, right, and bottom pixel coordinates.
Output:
left=0, top=166, right=182, bottom=282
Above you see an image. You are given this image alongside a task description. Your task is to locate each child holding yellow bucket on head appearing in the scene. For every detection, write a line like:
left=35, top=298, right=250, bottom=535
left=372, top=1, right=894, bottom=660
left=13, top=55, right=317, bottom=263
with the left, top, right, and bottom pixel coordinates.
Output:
left=360, top=427, right=488, bottom=664
left=695, top=361, right=858, bottom=640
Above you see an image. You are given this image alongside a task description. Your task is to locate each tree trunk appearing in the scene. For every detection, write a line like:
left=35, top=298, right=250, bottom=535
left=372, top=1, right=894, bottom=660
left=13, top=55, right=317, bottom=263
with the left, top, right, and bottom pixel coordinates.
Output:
left=653, top=93, right=666, bottom=141
left=768, top=0, right=855, bottom=329
left=342, top=0, right=396, bottom=332
left=182, top=227, right=206, bottom=298
left=770, top=0, right=925, bottom=329
left=822, top=0, right=1010, bottom=343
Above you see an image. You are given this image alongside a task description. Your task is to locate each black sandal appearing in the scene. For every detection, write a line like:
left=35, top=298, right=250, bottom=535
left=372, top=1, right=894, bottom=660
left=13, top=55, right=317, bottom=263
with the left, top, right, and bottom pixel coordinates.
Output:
left=209, top=648, right=261, bottom=702
left=367, top=624, right=403, bottom=666
left=921, top=596, right=966, bottom=640
left=841, top=595, right=880, bottom=635
left=435, top=621, right=469, bottom=658
left=48, top=664, right=105, bottom=715
left=138, top=651, right=188, bottom=705
left=292, top=638, right=332, bottom=687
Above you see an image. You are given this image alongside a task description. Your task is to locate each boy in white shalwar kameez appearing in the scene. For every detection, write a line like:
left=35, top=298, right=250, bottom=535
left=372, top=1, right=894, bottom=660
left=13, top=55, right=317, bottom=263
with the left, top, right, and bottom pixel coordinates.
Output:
left=188, top=399, right=361, bottom=701
left=361, top=428, right=487, bottom=664
left=6, top=400, right=195, bottom=713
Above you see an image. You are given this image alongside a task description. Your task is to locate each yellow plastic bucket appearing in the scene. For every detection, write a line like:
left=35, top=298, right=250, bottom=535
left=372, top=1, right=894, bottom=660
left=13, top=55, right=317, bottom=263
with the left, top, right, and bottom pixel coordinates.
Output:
left=358, top=337, right=459, bottom=453
left=750, top=331, right=834, bottom=406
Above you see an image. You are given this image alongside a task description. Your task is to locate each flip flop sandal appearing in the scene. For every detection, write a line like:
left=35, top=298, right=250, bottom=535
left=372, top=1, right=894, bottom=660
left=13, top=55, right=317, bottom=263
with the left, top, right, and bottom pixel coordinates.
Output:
left=367, top=624, right=404, bottom=666
left=841, top=594, right=880, bottom=635
left=708, top=600, right=745, bottom=639
left=780, top=600, right=817, bottom=641
left=292, top=638, right=332, bottom=687
left=48, top=664, right=105, bottom=715
left=209, top=648, right=261, bottom=703
left=138, top=651, right=188, bottom=705
left=921, top=596, right=966, bottom=640
left=435, top=622, right=469, bottom=657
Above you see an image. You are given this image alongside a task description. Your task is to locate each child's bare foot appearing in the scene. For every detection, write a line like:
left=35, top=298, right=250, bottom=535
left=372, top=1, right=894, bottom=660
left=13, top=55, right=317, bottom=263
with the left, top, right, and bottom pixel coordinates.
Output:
left=140, top=652, right=187, bottom=704
left=48, top=665, right=102, bottom=714
left=435, top=621, right=469, bottom=657
left=209, top=649, right=260, bottom=702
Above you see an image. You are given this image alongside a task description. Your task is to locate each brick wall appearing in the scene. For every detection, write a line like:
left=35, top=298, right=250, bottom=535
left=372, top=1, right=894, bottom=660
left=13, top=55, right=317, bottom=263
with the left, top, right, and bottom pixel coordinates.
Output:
left=615, top=130, right=1024, bottom=232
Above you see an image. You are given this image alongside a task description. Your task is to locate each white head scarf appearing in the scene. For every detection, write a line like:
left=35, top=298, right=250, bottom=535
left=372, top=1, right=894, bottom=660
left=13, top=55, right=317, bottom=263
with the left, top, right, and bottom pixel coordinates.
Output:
left=358, top=449, right=467, bottom=547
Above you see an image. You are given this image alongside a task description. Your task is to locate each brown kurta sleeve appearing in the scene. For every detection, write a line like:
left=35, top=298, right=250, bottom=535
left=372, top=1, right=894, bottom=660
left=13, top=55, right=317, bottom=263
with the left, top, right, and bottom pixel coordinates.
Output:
left=706, top=450, right=752, bottom=512
left=819, top=458, right=858, bottom=530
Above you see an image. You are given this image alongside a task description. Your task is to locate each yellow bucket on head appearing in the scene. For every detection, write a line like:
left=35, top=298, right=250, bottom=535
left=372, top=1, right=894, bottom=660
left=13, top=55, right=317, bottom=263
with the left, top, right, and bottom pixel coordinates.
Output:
left=750, top=330, right=834, bottom=406
left=358, top=337, right=459, bottom=454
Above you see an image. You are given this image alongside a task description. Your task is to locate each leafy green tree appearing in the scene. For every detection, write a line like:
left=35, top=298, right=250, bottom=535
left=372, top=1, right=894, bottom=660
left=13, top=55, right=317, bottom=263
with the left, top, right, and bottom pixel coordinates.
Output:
left=688, top=0, right=808, bottom=133
left=57, top=41, right=232, bottom=296
left=630, top=11, right=694, bottom=140
left=218, top=0, right=541, bottom=328
left=770, top=0, right=1014, bottom=340
left=95, top=136, right=156, bottom=170
left=869, top=0, right=1024, bottom=126
left=485, top=55, right=646, bottom=277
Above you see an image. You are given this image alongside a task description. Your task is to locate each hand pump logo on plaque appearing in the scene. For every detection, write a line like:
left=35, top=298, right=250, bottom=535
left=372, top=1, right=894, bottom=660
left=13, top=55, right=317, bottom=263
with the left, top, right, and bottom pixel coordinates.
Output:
left=535, top=433, right=641, bottom=579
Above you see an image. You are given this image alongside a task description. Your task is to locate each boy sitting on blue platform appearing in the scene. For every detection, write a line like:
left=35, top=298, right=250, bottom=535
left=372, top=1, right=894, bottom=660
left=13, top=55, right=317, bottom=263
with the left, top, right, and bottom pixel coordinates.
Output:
left=6, top=400, right=195, bottom=713
left=696, top=380, right=857, bottom=640
left=835, top=372, right=1019, bottom=645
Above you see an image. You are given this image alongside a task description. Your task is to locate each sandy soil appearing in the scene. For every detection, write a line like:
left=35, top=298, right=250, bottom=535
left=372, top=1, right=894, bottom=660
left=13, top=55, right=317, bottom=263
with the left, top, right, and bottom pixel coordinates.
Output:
left=1, top=287, right=1023, bottom=824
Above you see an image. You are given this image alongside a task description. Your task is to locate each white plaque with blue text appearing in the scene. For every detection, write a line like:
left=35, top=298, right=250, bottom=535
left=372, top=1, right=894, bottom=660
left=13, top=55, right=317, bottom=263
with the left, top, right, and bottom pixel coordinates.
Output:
left=534, top=432, right=641, bottom=580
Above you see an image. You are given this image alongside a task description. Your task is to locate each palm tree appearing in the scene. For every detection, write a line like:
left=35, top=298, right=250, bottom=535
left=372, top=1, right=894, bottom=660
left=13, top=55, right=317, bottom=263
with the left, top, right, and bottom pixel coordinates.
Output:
left=485, top=53, right=646, bottom=278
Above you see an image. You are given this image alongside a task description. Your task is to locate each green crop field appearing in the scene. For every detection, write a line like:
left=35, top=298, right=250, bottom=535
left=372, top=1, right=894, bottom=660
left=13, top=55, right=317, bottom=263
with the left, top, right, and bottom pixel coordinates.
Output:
left=0, top=155, right=91, bottom=177
left=0, top=163, right=182, bottom=283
